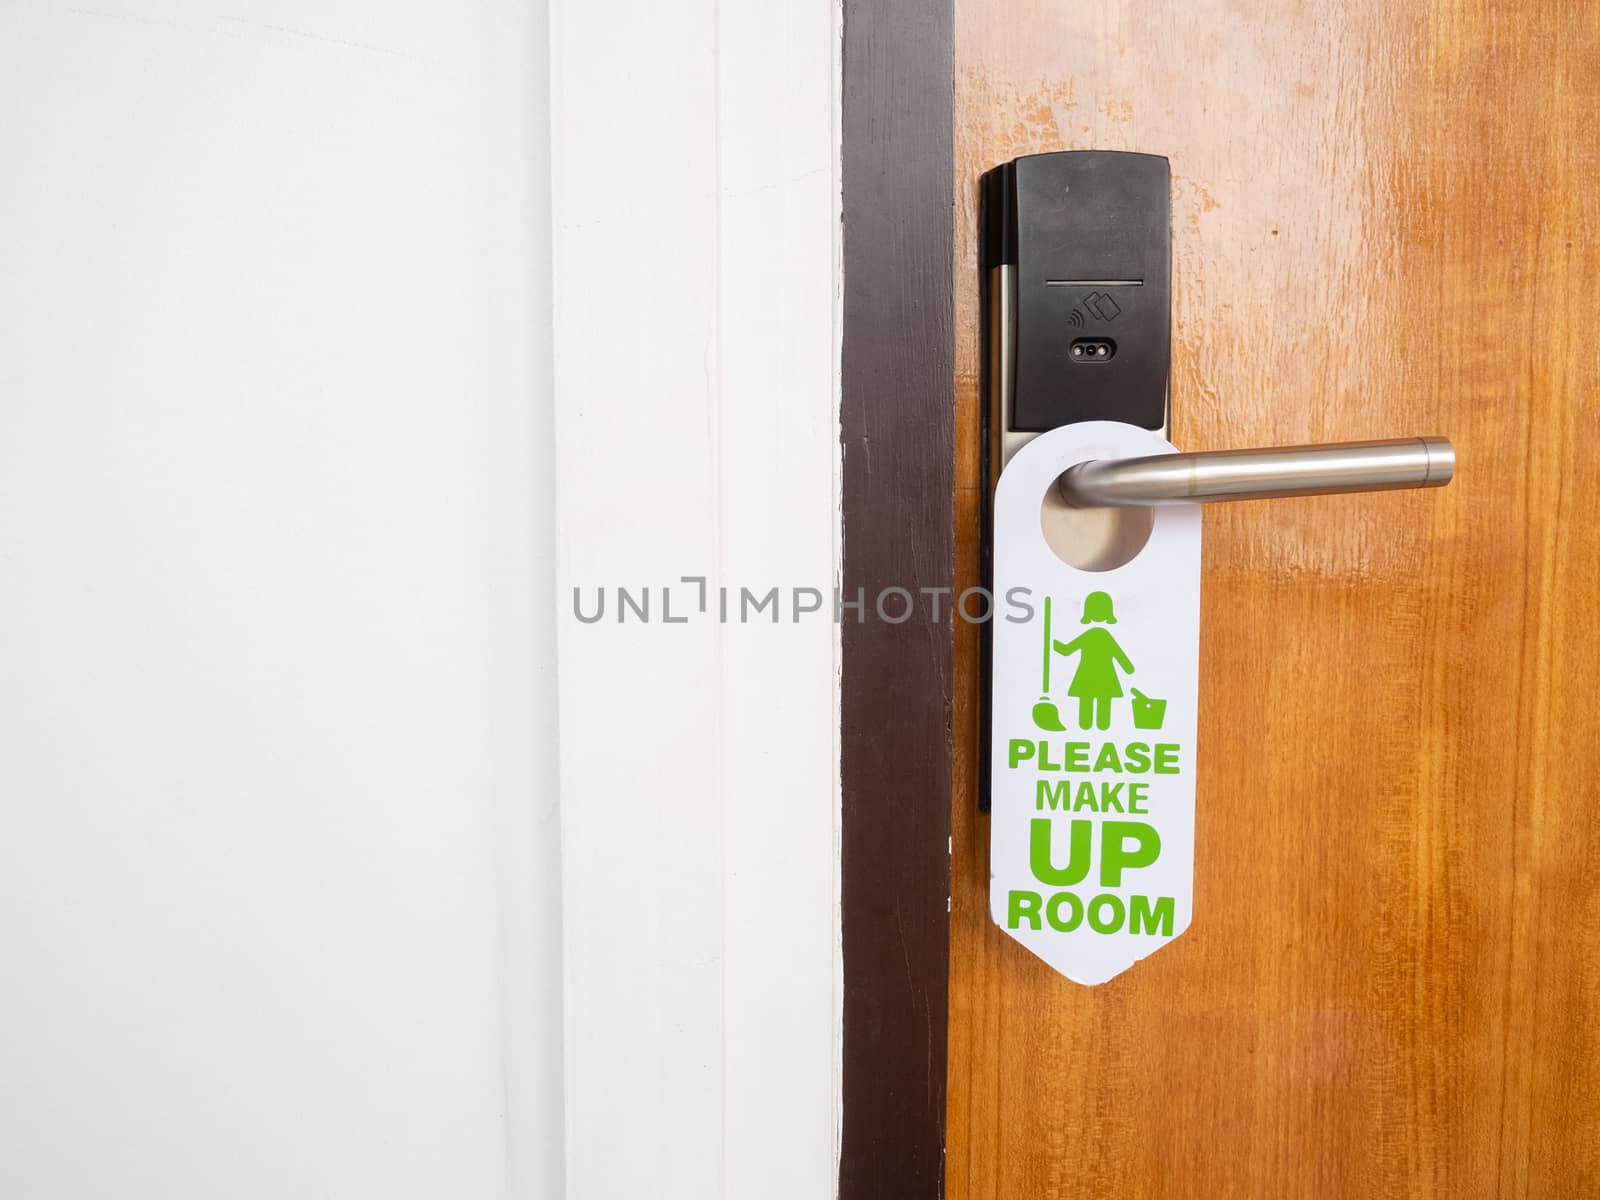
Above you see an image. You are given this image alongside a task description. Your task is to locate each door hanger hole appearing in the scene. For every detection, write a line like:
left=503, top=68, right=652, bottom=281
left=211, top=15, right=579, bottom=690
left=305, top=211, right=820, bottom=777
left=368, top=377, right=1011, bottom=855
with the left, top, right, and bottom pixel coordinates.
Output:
left=1040, top=474, right=1153, bottom=572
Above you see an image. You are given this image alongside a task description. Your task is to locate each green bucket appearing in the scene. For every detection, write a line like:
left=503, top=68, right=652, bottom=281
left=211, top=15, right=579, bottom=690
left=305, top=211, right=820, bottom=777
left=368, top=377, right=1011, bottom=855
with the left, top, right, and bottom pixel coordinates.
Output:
left=1130, top=688, right=1166, bottom=730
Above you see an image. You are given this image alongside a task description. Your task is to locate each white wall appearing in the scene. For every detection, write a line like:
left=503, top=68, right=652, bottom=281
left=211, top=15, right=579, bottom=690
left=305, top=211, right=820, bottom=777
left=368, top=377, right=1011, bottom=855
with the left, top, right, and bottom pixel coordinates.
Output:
left=0, top=2, right=560, bottom=1197
left=550, top=1, right=842, bottom=1197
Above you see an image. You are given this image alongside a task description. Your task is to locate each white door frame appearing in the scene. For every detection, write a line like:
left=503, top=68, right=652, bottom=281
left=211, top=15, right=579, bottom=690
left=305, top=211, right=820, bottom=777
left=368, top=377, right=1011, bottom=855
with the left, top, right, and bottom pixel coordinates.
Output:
left=549, top=2, right=843, bottom=1195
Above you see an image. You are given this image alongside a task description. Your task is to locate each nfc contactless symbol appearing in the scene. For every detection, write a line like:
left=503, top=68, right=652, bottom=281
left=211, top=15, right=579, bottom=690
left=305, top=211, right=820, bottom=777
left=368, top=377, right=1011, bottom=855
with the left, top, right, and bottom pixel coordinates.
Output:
left=1082, top=290, right=1122, bottom=322
left=1066, top=308, right=1085, bottom=328
left=1032, top=592, right=1166, bottom=733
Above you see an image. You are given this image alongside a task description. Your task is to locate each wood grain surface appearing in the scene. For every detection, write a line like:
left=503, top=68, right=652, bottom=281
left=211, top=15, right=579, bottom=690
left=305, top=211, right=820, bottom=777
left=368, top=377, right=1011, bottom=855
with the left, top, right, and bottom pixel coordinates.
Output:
left=947, top=3, right=1600, bottom=1197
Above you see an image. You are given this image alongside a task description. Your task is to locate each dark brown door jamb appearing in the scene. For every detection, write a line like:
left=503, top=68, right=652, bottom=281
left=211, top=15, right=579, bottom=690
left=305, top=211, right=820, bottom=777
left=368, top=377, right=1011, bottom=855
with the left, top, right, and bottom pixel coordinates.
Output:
left=838, top=0, right=955, bottom=1195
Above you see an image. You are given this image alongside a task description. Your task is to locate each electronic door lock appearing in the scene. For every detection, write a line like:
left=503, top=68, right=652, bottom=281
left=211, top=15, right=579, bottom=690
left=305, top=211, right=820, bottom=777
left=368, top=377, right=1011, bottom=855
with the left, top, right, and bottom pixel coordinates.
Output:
left=981, top=150, right=1172, bottom=465
left=980, top=149, right=1456, bottom=498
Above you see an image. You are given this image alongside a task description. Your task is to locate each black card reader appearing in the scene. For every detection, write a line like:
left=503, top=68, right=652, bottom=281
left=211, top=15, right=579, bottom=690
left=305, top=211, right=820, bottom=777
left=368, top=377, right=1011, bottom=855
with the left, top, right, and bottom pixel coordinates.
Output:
left=980, top=150, right=1171, bottom=438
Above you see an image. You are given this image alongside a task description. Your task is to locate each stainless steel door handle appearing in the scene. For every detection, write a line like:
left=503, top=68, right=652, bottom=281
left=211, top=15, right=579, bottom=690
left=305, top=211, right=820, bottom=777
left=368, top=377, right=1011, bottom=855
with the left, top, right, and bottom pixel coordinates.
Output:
left=1056, top=437, right=1456, bottom=508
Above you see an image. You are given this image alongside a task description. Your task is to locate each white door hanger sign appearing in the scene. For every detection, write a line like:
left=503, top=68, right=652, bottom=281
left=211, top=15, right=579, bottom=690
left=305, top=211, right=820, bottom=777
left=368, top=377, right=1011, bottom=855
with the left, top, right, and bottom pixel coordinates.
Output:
left=988, top=421, right=1202, bottom=986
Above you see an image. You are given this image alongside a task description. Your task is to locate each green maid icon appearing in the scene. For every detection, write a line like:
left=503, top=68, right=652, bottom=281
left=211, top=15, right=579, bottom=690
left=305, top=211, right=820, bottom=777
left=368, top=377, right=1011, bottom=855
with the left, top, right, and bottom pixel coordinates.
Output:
left=1052, top=591, right=1134, bottom=732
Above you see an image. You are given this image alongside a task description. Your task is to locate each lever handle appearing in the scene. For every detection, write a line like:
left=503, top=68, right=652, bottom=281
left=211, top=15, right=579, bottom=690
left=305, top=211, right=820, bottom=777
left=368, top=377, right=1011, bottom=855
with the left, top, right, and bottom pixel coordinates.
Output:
left=1057, top=437, right=1456, bottom=508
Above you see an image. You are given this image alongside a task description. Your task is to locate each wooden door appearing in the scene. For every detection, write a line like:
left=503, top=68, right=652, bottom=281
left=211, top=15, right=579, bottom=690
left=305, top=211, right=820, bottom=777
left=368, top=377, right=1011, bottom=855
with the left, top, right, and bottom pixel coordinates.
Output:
left=948, top=3, right=1600, bottom=1196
